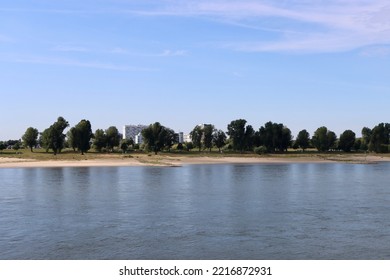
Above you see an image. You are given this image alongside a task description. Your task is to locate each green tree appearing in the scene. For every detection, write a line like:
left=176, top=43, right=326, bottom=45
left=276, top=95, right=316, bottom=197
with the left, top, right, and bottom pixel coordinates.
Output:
left=203, top=124, right=215, bottom=152
left=339, top=130, right=356, bottom=152
left=142, top=122, right=169, bottom=155
left=164, top=128, right=177, bottom=152
left=120, top=138, right=134, bottom=153
left=227, top=119, right=250, bottom=153
left=361, top=127, right=372, bottom=145
left=0, top=141, right=6, bottom=151
left=22, top=127, right=39, bottom=152
left=190, top=125, right=203, bottom=151
left=213, top=130, right=227, bottom=152
left=281, top=126, right=292, bottom=152
left=295, top=129, right=310, bottom=151
left=245, top=125, right=255, bottom=151
left=177, top=143, right=184, bottom=151
left=361, top=127, right=372, bottom=151
left=13, top=141, right=21, bottom=152
left=354, top=138, right=362, bottom=151
left=368, top=123, right=390, bottom=153
left=41, top=117, right=69, bottom=155
left=105, top=126, right=121, bottom=152
left=74, top=120, right=93, bottom=155
left=40, top=128, right=51, bottom=152
left=185, top=142, right=194, bottom=151
left=258, top=121, right=292, bottom=152
left=67, top=127, right=78, bottom=151
left=312, top=126, right=337, bottom=152
left=93, top=129, right=107, bottom=152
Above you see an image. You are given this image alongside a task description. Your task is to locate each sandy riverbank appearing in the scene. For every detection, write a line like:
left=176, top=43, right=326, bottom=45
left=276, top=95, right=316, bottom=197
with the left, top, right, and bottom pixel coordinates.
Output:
left=1, top=154, right=389, bottom=168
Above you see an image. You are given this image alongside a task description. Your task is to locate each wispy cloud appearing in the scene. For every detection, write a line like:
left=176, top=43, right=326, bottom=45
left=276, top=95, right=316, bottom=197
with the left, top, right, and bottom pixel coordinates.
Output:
left=159, top=49, right=188, bottom=57
left=0, top=53, right=157, bottom=71
left=108, top=47, right=188, bottom=57
left=51, top=45, right=90, bottom=52
left=4, top=1, right=390, bottom=53
left=360, top=46, right=390, bottom=57
left=123, top=0, right=390, bottom=53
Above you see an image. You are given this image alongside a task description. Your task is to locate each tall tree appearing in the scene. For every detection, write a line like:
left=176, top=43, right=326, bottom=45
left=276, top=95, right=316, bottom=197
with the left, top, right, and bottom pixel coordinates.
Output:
left=22, top=127, right=39, bottom=152
left=295, top=129, right=310, bottom=151
left=142, top=122, right=169, bottom=155
left=42, top=117, right=69, bottom=155
left=339, top=130, right=356, bottom=152
left=244, top=125, right=255, bottom=151
left=227, top=119, right=247, bottom=152
left=74, top=119, right=93, bottom=155
left=67, top=127, right=78, bottom=151
left=368, top=123, right=390, bottom=153
left=40, top=128, right=51, bottom=152
left=312, top=126, right=337, bottom=152
left=93, top=129, right=107, bottom=152
left=190, top=125, right=203, bottom=151
left=164, top=128, right=177, bottom=152
left=203, top=124, right=215, bottom=152
left=281, top=126, right=292, bottom=152
left=51, top=116, right=69, bottom=155
left=213, top=130, right=227, bottom=152
left=361, top=127, right=372, bottom=145
left=258, top=121, right=291, bottom=152
left=105, top=126, right=120, bottom=152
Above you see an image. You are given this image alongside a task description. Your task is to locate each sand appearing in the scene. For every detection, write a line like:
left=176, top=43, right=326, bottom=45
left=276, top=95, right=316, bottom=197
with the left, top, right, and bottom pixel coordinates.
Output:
left=1, top=154, right=388, bottom=168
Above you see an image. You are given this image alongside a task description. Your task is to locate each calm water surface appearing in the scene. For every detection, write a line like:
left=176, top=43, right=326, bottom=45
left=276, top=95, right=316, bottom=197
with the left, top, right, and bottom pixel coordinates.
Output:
left=1, top=163, right=390, bottom=259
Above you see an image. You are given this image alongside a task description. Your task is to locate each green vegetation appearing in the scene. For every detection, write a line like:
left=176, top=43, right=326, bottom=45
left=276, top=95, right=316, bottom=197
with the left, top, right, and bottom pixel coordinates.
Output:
left=1, top=116, right=390, bottom=160
left=22, top=127, right=39, bottom=152
left=258, top=121, right=292, bottom=153
left=40, top=117, right=69, bottom=155
left=227, top=119, right=253, bottom=153
left=294, top=129, right=310, bottom=151
left=141, top=122, right=171, bottom=155
left=311, top=126, right=337, bottom=152
left=339, top=130, right=356, bottom=152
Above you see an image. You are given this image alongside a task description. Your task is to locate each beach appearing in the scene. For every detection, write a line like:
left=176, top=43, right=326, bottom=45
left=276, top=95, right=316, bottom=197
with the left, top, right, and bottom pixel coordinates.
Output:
left=1, top=153, right=389, bottom=168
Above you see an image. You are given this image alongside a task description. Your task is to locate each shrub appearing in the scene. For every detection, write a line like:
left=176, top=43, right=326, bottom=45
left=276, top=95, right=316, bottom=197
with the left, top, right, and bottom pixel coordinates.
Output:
left=254, top=146, right=267, bottom=155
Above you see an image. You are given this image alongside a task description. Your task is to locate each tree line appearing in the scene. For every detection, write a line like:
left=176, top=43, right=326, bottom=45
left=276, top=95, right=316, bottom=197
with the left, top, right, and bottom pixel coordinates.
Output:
left=1, top=116, right=389, bottom=155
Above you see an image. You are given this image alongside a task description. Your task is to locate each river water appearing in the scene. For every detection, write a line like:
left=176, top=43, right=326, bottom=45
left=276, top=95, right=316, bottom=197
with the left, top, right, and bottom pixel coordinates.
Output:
left=1, top=163, right=389, bottom=259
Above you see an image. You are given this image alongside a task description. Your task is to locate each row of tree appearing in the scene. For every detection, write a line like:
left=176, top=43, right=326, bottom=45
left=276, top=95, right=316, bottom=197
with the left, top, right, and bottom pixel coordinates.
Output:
left=168, top=120, right=389, bottom=154
left=1, top=117, right=389, bottom=155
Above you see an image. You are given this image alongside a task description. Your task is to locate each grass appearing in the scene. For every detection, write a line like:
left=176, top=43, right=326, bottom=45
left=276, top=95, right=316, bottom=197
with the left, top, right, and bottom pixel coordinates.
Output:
left=0, top=148, right=128, bottom=161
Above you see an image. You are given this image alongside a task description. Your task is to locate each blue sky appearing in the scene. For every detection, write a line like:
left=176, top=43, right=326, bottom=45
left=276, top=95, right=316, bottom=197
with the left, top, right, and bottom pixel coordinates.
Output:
left=1, top=0, right=389, bottom=140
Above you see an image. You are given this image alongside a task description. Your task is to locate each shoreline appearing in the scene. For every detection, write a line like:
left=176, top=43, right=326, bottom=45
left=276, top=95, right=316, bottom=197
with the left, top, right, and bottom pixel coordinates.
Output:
left=1, top=154, right=389, bottom=168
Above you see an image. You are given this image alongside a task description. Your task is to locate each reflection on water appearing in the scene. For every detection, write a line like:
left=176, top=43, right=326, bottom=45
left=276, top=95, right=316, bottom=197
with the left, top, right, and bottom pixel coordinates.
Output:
left=1, top=163, right=390, bottom=259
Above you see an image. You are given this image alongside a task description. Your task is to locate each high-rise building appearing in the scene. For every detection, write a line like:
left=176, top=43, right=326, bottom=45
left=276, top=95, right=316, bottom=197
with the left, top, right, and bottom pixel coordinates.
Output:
left=122, top=125, right=148, bottom=140
left=176, top=132, right=184, bottom=144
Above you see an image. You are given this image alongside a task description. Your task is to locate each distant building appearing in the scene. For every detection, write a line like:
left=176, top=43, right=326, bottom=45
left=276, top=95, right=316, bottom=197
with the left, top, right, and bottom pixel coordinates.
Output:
left=123, top=125, right=147, bottom=141
left=135, top=133, right=143, bottom=145
left=183, top=133, right=192, bottom=143
left=176, top=132, right=184, bottom=144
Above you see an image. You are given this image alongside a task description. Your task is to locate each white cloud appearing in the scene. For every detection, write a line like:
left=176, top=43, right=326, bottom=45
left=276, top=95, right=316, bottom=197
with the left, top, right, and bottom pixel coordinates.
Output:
left=109, top=47, right=188, bottom=57
left=360, top=46, right=390, bottom=57
left=4, top=1, right=390, bottom=53
left=52, top=45, right=89, bottom=52
left=130, top=0, right=390, bottom=53
left=159, top=49, right=188, bottom=57
left=0, top=53, right=157, bottom=71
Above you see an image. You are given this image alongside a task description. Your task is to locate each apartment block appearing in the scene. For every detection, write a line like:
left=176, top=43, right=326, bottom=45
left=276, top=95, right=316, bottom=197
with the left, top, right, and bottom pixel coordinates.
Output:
left=122, top=125, right=148, bottom=141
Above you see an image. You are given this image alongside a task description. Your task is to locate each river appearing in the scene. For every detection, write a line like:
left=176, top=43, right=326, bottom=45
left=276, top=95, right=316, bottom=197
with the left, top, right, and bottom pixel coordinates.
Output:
left=1, top=163, right=389, bottom=259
